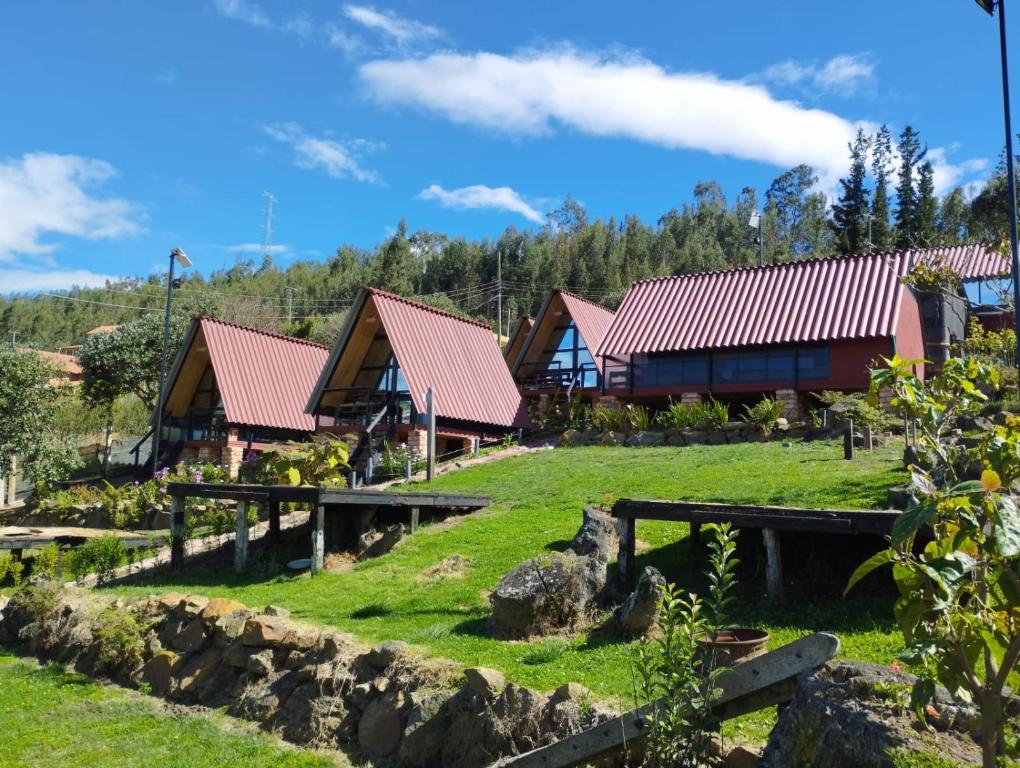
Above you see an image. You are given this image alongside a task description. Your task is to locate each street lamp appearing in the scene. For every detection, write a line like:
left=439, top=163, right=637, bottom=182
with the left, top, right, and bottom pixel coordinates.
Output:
left=749, top=211, right=764, bottom=266
left=974, top=0, right=1020, bottom=387
left=150, top=247, right=191, bottom=477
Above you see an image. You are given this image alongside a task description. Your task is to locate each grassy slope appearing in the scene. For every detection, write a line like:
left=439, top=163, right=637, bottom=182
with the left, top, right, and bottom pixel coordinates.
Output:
left=0, top=653, right=336, bottom=767
left=110, top=440, right=906, bottom=717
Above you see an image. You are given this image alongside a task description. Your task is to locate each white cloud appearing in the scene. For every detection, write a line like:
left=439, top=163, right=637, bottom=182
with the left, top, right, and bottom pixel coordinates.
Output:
left=0, top=268, right=122, bottom=295
left=283, top=14, right=314, bottom=39
left=217, top=243, right=290, bottom=255
left=324, top=23, right=366, bottom=56
left=760, top=54, right=875, bottom=96
left=926, top=149, right=989, bottom=195
left=360, top=48, right=869, bottom=189
left=0, top=153, right=143, bottom=261
left=211, top=0, right=270, bottom=28
left=419, top=184, right=544, bottom=223
left=342, top=5, right=441, bottom=45
left=263, top=123, right=382, bottom=183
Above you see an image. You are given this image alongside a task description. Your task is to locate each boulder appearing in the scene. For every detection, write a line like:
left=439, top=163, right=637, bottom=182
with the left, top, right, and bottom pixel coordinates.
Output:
left=464, top=667, right=505, bottom=699
left=142, top=651, right=179, bottom=696
left=212, top=609, right=255, bottom=645
left=169, top=619, right=208, bottom=653
left=242, top=616, right=289, bottom=646
left=566, top=505, right=617, bottom=560
left=357, top=524, right=404, bottom=559
left=559, top=429, right=583, bottom=447
left=761, top=661, right=982, bottom=768
left=176, top=648, right=222, bottom=697
left=358, top=692, right=406, bottom=757
left=263, top=604, right=290, bottom=618
left=200, top=598, right=248, bottom=627
left=247, top=649, right=274, bottom=676
left=624, top=430, right=665, bottom=447
left=552, top=682, right=591, bottom=702
left=231, top=669, right=300, bottom=722
left=490, top=552, right=606, bottom=639
left=366, top=640, right=409, bottom=670
left=174, top=595, right=209, bottom=619
left=617, top=566, right=666, bottom=637
left=598, top=430, right=623, bottom=446
left=725, top=745, right=761, bottom=768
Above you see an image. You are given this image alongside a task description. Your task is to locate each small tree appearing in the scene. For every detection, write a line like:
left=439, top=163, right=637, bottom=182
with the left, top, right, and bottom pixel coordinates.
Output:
left=849, top=355, right=1020, bottom=767
left=0, top=347, right=81, bottom=488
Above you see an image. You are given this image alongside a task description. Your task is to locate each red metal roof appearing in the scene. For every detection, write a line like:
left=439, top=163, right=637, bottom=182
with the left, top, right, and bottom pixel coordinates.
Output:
left=551, top=290, right=616, bottom=372
left=199, top=318, right=329, bottom=432
left=907, top=242, right=1010, bottom=280
left=598, top=252, right=915, bottom=357
left=361, top=289, right=526, bottom=428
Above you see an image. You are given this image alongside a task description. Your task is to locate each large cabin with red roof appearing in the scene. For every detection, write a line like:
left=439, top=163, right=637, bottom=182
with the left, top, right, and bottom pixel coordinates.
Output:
left=156, top=317, right=329, bottom=475
left=306, top=288, right=529, bottom=461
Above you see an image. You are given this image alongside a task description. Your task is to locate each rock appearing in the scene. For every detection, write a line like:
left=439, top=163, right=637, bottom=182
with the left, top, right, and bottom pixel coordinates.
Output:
left=624, top=430, right=665, bottom=447
left=153, top=592, right=187, bottom=615
left=358, top=693, right=406, bottom=757
left=617, top=566, right=666, bottom=637
left=725, top=745, right=761, bottom=768
left=686, top=430, right=707, bottom=444
left=598, top=430, right=623, bottom=446
left=142, top=651, right=179, bottom=696
left=169, top=619, right=208, bottom=653
left=212, top=609, right=255, bottom=645
left=960, top=415, right=994, bottom=432
left=358, top=524, right=404, bottom=559
left=242, top=616, right=289, bottom=646
left=553, top=682, right=590, bottom=702
left=247, top=649, right=274, bottom=676
left=224, top=639, right=257, bottom=668
left=566, top=505, right=617, bottom=560
left=199, top=598, right=248, bottom=627
left=664, top=428, right=687, bottom=446
left=490, top=552, right=606, bottom=640
left=174, top=595, right=209, bottom=619
left=231, top=670, right=300, bottom=722
left=464, top=667, right=505, bottom=699
left=176, top=648, right=222, bottom=697
left=366, top=640, right=409, bottom=669
left=706, top=430, right=727, bottom=445
left=775, top=417, right=790, bottom=432
left=263, top=604, right=290, bottom=618
left=761, top=661, right=982, bottom=768
left=400, top=690, right=452, bottom=761
left=559, top=429, right=583, bottom=447
left=281, top=626, right=318, bottom=651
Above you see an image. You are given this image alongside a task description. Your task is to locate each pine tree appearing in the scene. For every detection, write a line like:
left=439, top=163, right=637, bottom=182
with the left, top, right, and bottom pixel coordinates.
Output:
left=831, top=128, right=871, bottom=254
left=870, top=124, right=894, bottom=251
left=937, top=188, right=969, bottom=245
left=913, top=161, right=938, bottom=247
left=894, top=125, right=925, bottom=248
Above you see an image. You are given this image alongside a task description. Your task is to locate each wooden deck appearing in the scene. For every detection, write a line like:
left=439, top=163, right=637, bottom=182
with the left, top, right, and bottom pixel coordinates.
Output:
left=164, top=482, right=490, bottom=573
left=612, top=498, right=903, bottom=603
left=0, top=526, right=164, bottom=552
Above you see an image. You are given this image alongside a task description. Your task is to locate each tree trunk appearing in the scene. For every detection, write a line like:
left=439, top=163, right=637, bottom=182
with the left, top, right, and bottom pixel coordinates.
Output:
left=980, top=688, right=1002, bottom=768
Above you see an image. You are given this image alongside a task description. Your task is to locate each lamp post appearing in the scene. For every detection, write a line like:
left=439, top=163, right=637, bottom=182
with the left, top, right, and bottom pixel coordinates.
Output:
left=150, top=247, right=191, bottom=477
left=749, top=211, right=764, bottom=266
left=975, top=0, right=1020, bottom=385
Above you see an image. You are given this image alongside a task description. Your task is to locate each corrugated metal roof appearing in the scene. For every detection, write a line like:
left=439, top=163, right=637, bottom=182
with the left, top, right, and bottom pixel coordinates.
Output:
left=199, top=318, right=329, bottom=432
left=503, top=315, right=534, bottom=362
left=557, top=290, right=617, bottom=370
left=908, top=242, right=1010, bottom=280
left=598, top=252, right=915, bottom=357
left=317, top=288, right=525, bottom=428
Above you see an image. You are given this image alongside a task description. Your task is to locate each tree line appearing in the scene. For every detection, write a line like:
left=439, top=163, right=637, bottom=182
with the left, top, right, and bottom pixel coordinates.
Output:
left=1, top=123, right=1013, bottom=350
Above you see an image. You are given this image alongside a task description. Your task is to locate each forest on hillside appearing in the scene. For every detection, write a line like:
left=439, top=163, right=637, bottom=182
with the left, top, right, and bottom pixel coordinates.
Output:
left=2, top=123, right=1014, bottom=350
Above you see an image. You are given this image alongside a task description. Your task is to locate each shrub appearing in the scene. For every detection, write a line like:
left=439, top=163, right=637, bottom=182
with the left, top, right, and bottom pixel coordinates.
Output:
left=254, top=434, right=350, bottom=487
left=742, top=396, right=786, bottom=438
left=700, top=398, right=730, bottom=429
left=31, top=543, right=60, bottom=581
left=92, top=606, right=144, bottom=676
left=814, top=390, right=883, bottom=430
left=65, top=535, right=126, bottom=584
left=591, top=404, right=627, bottom=432
left=0, top=551, right=25, bottom=587
left=379, top=443, right=424, bottom=478
left=654, top=399, right=698, bottom=430
left=624, top=404, right=651, bottom=431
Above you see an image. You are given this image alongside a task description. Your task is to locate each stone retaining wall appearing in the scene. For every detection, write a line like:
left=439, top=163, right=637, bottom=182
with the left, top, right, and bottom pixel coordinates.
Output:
left=0, top=586, right=613, bottom=767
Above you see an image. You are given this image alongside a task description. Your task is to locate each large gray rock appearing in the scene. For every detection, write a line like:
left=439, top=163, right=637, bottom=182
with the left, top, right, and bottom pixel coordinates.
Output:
left=761, top=661, right=983, bottom=768
left=358, top=692, right=406, bottom=757
left=490, top=553, right=606, bottom=640
left=624, top=430, right=665, bottom=447
left=616, top=566, right=666, bottom=636
left=566, top=505, right=617, bottom=560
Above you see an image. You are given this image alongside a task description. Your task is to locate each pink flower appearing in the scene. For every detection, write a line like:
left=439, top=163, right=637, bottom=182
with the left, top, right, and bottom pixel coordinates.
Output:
left=890, top=661, right=901, bottom=675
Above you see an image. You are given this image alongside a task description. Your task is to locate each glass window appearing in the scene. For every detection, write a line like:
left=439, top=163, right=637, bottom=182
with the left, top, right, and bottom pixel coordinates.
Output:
left=797, top=346, right=830, bottom=380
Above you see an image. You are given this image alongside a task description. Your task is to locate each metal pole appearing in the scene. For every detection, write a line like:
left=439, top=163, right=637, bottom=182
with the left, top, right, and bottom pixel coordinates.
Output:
left=996, top=0, right=1020, bottom=390
left=150, top=253, right=176, bottom=476
left=425, top=387, right=436, bottom=482
left=497, top=248, right=503, bottom=343
left=758, top=223, right=764, bottom=267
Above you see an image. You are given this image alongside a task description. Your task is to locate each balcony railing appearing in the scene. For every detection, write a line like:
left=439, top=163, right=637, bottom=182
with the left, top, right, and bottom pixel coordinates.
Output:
left=319, top=388, right=416, bottom=428
left=161, top=408, right=229, bottom=443
left=517, top=361, right=601, bottom=391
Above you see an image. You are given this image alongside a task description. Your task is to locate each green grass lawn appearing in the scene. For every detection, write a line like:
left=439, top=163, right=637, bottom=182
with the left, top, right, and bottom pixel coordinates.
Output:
left=0, top=653, right=337, bottom=767
left=106, top=439, right=906, bottom=740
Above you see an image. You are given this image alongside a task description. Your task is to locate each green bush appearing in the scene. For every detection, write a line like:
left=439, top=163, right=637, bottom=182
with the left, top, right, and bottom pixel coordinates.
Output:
left=591, top=404, right=628, bottom=432
left=0, top=552, right=25, bottom=587
left=742, top=396, right=786, bottom=438
left=624, top=404, right=651, bottom=431
left=31, top=543, right=60, bottom=581
left=654, top=399, right=699, bottom=430
left=814, top=390, right=883, bottom=430
left=701, top=398, right=730, bottom=429
left=92, top=606, right=144, bottom=676
left=65, top=536, right=126, bottom=584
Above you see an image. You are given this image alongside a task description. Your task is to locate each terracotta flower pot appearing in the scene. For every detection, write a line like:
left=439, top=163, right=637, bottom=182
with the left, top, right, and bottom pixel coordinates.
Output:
left=697, top=628, right=769, bottom=667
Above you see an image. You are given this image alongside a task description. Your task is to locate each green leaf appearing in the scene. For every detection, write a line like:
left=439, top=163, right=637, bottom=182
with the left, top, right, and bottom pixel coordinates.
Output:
left=844, top=549, right=895, bottom=596
left=909, top=677, right=936, bottom=721
left=891, top=503, right=934, bottom=547
left=286, top=467, right=301, bottom=486
left=991, top=496, right=1020, bottom=557
left=948, top=480, right=984, bottom=496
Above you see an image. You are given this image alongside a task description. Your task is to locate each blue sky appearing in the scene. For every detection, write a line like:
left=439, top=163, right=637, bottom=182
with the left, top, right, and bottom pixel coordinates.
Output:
left=0, top=1, right=1014, bottom=292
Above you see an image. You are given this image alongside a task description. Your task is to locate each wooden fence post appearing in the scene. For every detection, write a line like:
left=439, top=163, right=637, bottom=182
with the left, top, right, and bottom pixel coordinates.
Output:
left=409, top=506, right=420, bottom=534
left=170, top=496, right=186, bottom=571
left=234, top=500, right=249, bottom=573
left=268, top=499, right=281, bottom=544
left=843, top=417, right=855, bottom=460
left=762, top=528, right=784, bottom=603
left=618, top=516, right=636, bottom=592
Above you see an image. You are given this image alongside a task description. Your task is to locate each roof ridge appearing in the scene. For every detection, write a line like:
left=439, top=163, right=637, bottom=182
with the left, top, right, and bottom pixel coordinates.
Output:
left=555, top=288, right=615, bottom=313
left=366, top=287, right=493, bottom=330
left=198, top=316, right=330, bottom=350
